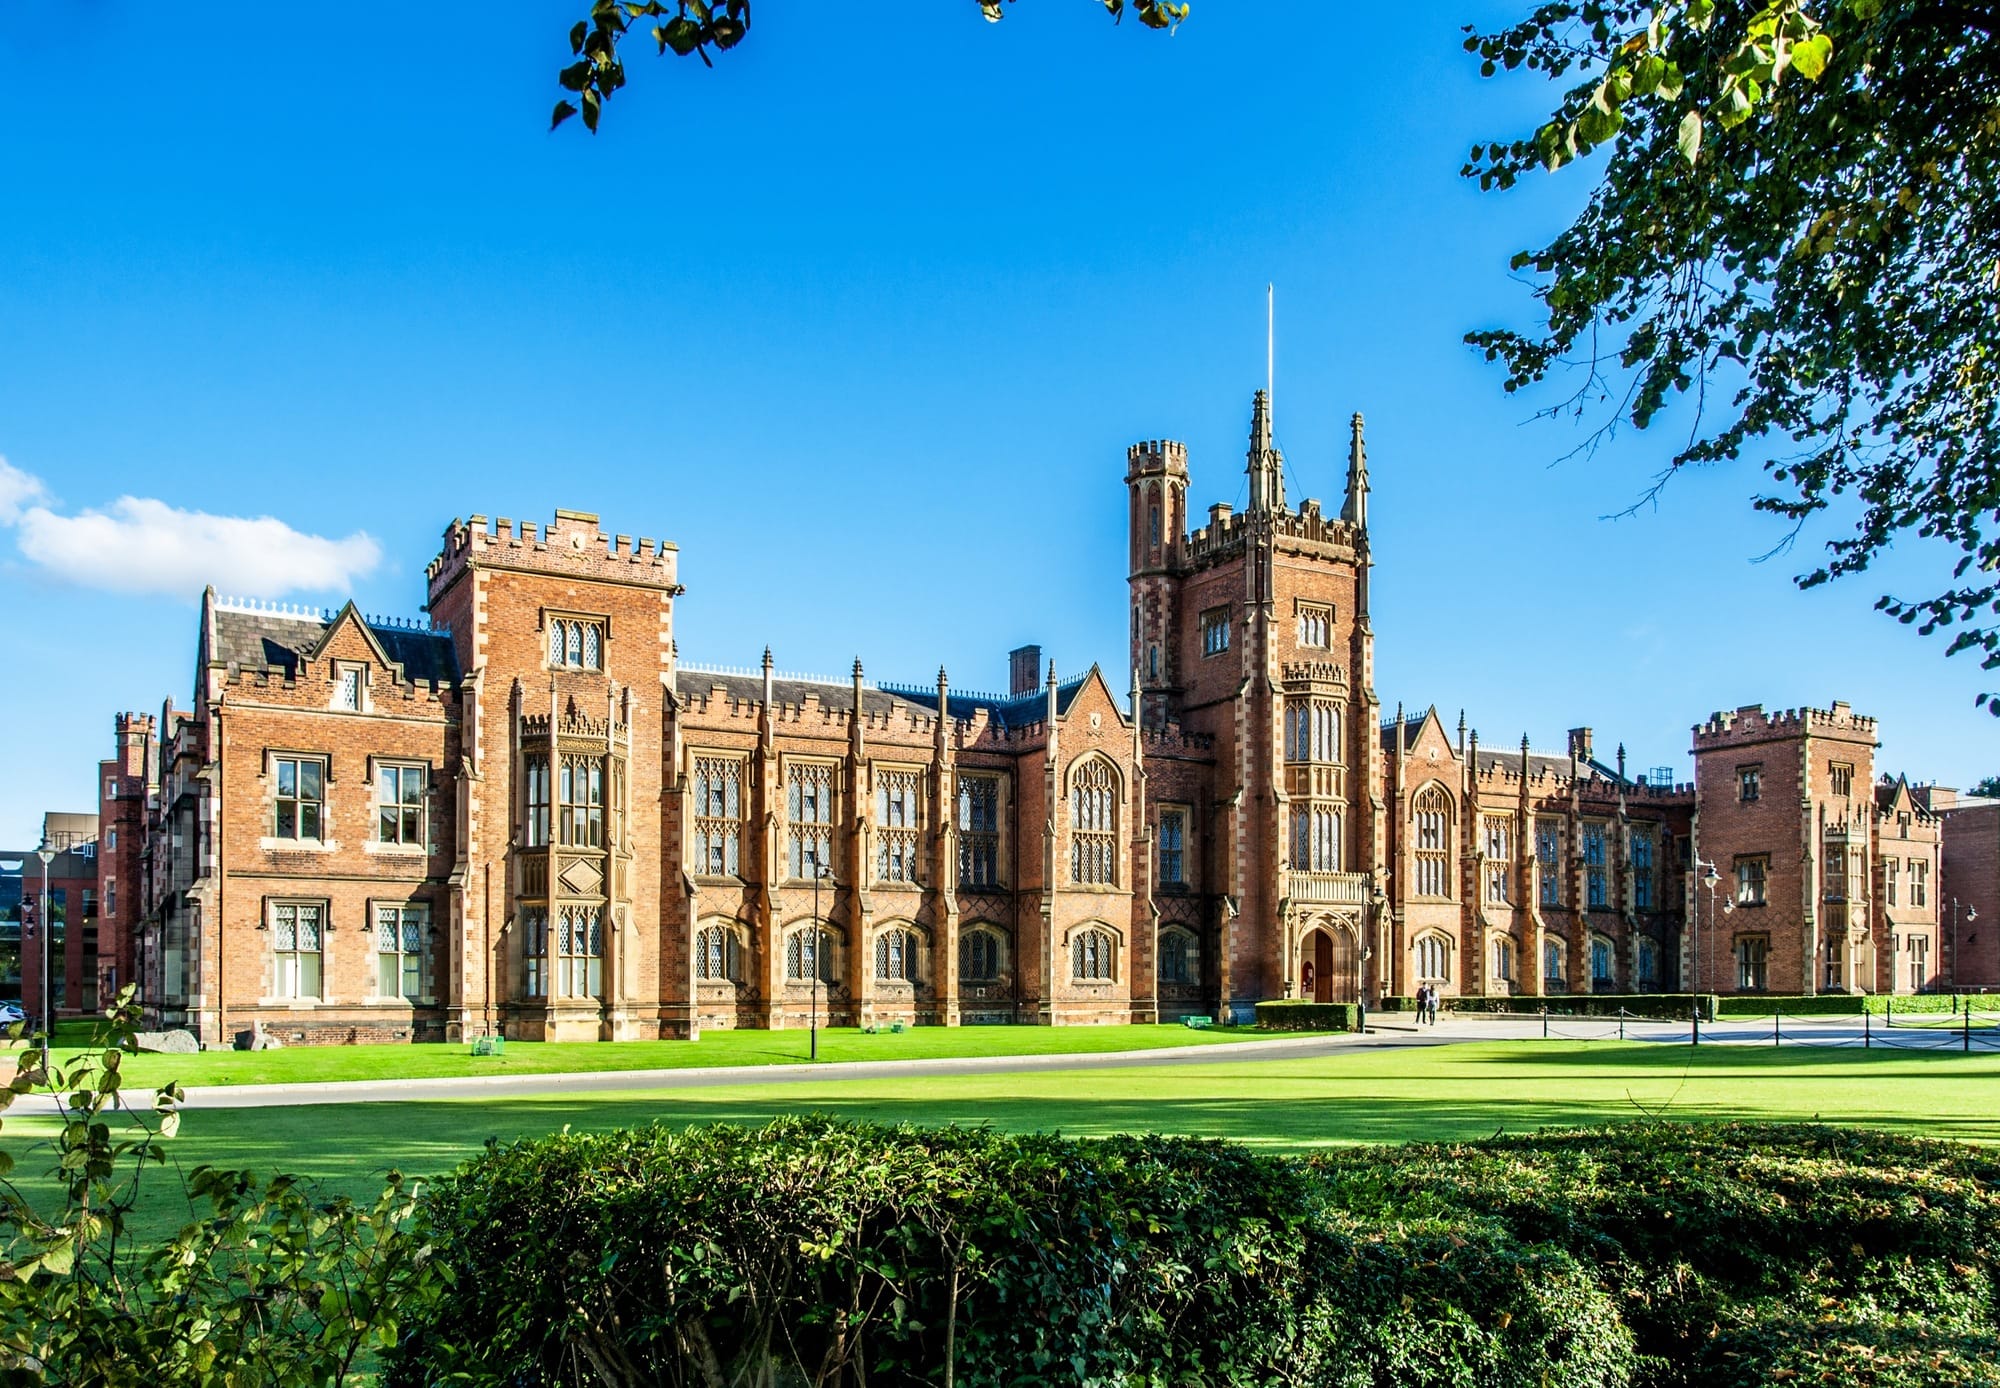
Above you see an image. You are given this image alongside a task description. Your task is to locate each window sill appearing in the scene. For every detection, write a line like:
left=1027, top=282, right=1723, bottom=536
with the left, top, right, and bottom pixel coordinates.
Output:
left=691, top=874, right=747, bottom=886
left=261, top=837, right=338, bottom=854
left=365, top=842, right=429, bottom=858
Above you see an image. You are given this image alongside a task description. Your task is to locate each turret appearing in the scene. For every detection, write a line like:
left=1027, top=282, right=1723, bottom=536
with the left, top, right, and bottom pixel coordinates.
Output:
left=1246, top=390, right=1285, bottom=514
left=1341, top=412, right=1368, bottom=530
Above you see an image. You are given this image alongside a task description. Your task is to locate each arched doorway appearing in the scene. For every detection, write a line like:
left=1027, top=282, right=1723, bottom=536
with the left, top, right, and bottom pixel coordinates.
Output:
left=1299, top=922, right=1360, bottom=1004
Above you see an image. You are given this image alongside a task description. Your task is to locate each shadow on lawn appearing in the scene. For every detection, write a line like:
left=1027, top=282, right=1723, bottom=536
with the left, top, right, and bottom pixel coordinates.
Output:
left=1473, top=1040, right=2000, bottom=1078
left=19, top=1083, right=2000, bottom=1249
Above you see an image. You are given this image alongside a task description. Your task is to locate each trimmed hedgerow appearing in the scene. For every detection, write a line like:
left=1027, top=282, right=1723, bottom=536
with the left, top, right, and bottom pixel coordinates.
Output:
left=391, top=1118, right=1629, bottom=1388
left=1308, top=1123, right=2000, bottom=1387
left=1381, top=993, right=1716, bottom=1019
left=1253, top=1000, right=1363, bottom=1031
left=390, top=1119, right=1998, bottom=1388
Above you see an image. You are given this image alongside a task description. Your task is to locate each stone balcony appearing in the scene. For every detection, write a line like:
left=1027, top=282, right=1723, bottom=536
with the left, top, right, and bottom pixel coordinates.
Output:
left=1285, top=870, right=1369, bottom=907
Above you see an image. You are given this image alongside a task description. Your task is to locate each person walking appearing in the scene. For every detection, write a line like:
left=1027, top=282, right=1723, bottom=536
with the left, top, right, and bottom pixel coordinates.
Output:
left=1426, top=985, right=1440, bottom=1026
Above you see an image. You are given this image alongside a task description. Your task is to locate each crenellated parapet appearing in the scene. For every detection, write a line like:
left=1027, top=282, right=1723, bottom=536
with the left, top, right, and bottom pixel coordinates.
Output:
left=1693, top=700, right=1879, bottom=746
left=426, top=509, right=681, bottom=609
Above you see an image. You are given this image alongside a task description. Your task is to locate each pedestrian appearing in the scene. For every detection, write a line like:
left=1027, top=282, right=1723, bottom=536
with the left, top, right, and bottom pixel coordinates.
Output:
left=1416, top=983, right=1432, bottom=1026
left=1427, top=986, right=1440, bottom=1026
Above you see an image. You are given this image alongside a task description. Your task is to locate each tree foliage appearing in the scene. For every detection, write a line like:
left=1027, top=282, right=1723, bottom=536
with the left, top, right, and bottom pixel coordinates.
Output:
left=0, top=990, right=440, bottom=1385
left=1464, top=1, right=2000, bottom=710
left=551, top=0, right=1188, bottom=132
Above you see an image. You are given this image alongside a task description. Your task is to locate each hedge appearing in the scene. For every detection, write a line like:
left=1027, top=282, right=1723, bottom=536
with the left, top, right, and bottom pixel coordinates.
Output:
left=1381, top=993, right=1716, bottom=1020
left=1715, top=993, right=1971, bottom=1017
left=391, top=1119, right=2000, bottom=1388
left=1252, top=1000, right=1362, bottom=1031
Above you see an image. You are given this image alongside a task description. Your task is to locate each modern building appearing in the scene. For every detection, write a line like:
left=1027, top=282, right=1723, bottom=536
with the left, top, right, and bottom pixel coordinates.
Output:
left=96, top=394, right=1974, bottom=1045
left=21, top=812, right=101, bottom=1023
left=1940, top=792, right=1999, bottom=988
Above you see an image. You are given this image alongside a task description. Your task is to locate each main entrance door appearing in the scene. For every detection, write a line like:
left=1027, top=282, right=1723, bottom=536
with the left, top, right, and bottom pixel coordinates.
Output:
left=1300, top=924, right=1360, bottom=1004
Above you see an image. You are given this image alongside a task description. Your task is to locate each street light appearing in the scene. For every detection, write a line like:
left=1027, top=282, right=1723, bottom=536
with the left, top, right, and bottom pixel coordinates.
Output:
left=1950, top=897, right=1979, bottom=992
left=1694, top=859, right=1720, bottom=1000
left=807, top=849, right=834, bottom=1063
left=33, top=842, right=55, bottom=1067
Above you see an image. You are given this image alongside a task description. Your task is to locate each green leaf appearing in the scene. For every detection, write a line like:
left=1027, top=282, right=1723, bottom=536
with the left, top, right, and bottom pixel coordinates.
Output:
left=1677, top=109, right=1703, bottom=163
left=660, top=16, right=703, bottom=55
left=1791, top=33, right=1833, bottom=81
left=551, top=100, right=578, bottom=131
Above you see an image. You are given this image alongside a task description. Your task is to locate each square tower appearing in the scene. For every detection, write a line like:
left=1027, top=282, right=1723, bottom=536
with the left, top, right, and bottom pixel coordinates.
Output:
left=426, top=511, right=684, bottom=1040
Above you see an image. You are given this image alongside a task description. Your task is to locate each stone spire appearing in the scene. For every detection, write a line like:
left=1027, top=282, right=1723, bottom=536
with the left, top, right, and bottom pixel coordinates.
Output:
left=1341, top=411, right=1369, bottom=529
left=1246, top=389, right=1284, bottom=514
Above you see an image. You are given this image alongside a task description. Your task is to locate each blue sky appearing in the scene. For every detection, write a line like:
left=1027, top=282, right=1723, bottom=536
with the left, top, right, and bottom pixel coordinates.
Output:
left=0, top=2, right=1989, bottom=845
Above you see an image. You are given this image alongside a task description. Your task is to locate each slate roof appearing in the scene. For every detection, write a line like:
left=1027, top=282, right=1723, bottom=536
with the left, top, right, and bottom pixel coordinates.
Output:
left=676, top=666, right=1102, bottom=730
left=210, top=608, right=459, bottom=687
left=891, top=669, right=1099, bottom=728
left=675, top=671, right=939, bottom=720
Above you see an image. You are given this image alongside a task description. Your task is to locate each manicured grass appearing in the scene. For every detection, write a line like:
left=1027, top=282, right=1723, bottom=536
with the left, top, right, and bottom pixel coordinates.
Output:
left=13, top=1040, right=1999, bottom=1245
left=39, top=1023, right=1305, bottom=1090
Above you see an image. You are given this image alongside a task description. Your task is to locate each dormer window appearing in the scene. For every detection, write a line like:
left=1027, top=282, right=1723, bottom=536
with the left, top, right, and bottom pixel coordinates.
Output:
left=333, top=664, right=366, bottom=712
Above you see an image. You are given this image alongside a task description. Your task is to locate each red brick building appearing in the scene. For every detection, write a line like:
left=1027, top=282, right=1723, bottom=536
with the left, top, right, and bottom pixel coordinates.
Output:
left=106, top=394, right=1978, bottom=1044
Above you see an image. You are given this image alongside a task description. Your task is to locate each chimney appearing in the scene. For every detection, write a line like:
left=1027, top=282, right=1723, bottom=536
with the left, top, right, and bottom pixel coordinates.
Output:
left=1009, top=644, right=1042, bottom=697
left=1567, top=727, right=1594, bottom=762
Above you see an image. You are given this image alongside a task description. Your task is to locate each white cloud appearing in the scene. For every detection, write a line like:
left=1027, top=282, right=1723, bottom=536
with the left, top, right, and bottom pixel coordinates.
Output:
left=12, top=494, right=382, bottom=598
left=0, top=457, right=47, bottom=523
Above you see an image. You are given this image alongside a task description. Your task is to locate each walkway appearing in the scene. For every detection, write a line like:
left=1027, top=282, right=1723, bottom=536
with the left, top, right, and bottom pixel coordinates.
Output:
left=27, top=1011, right=1994, bottom=1114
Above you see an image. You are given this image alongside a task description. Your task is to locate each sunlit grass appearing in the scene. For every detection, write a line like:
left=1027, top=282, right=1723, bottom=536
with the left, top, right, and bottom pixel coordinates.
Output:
left=12, top=1039, right=1997, bottom=1245
left=41, top=1022, right=1309, bottom=1090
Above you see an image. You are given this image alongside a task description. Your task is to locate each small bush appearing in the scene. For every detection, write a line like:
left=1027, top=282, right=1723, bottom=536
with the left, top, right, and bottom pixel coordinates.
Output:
left=1253, top=1000, right=1362, bottom=1031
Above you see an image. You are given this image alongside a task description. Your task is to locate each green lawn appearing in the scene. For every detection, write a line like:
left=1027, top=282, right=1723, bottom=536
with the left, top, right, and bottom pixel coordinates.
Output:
left=37, top=1022, right=1303, bottom=1090
left=12, top=1039, right=1999, bottom=1245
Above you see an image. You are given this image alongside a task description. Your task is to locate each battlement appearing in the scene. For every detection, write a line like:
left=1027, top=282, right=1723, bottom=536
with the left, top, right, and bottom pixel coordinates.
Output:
left=1125, top=439, right=1189, bottom=478
left=1281, top=660, right=1348, bottom=687
left=425, top=509, right=680, bottom=603
left=114, top=711, right=157, bottom=737
left=1692, top=699, right=1878, bottom=745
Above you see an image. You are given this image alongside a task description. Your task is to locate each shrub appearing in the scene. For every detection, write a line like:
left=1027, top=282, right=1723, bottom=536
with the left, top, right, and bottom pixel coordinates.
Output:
left=393, top=1117, right=1633, bottom=1387
left=1307, top=1123, right=2000, bottom=1385
left=1253, top=1000, right=1362, bottom=1031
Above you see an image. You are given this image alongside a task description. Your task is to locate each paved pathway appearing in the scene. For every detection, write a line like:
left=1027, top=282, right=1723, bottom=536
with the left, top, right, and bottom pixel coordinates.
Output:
left=24, top=1012, right=1995, bottom=1114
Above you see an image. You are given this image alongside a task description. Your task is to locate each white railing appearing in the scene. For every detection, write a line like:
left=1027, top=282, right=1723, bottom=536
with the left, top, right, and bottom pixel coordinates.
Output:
left=1285, top=871, right=1369, bottom=906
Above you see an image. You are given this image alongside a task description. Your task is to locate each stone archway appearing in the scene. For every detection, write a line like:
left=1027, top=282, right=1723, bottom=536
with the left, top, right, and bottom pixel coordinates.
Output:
left=1298, top=919, right=1361, bottom=1004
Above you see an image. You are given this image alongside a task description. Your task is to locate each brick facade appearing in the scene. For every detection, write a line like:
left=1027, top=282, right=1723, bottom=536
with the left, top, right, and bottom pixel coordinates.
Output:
left=103, top=394, right=1984, bottom=1045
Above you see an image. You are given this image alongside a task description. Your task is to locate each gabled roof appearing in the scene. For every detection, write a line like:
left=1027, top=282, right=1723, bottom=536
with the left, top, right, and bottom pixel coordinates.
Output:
left=210, top=604, right=459, bottom=687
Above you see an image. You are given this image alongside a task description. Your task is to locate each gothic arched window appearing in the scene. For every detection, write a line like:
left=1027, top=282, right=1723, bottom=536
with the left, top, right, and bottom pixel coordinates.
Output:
left=875, top=926, right=920, bottom=983
left=1413, top=786, right=1453, bottom=898
left=1414, top=932, right=1452, bottom=984
left=962, top=925, right=1004, bottom=983
left=695, top=922, right=742, bottom=983
left=786, top=923, right=837, bottom=985
left=1071, top=926, right=1116, bottom=981
left=1070, top=759, right=1119, bottom=886
left=1159, top=927, right=1198, bottom=985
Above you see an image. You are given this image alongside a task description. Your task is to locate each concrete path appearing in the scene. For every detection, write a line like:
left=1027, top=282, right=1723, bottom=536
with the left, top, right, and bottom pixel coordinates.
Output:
left=24, top=1012, right=1993, bottom=1114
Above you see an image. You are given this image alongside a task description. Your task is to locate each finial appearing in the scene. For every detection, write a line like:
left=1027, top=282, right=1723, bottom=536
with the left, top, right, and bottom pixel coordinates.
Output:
left=1046, top=660, right=1058, bottom=687
left=937, top=664, right=947, bottom=687
left=762, top=646, right=773, bottom=671
left=852, top=657, right=863, bottom=680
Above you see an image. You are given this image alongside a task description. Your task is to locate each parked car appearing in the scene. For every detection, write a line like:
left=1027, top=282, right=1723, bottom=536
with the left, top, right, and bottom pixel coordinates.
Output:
left=0, top=1002, right=26, bottom=1027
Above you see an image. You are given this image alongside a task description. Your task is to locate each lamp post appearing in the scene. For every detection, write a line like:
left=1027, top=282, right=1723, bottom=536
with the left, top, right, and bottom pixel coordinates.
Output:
left=807, top=849, right=833, bottom=1063
left=1950, top=898, right=1978, bottom=993
left=33, top=843, right=55, bottom=1066
left=1693, top=859, right=1721, bottom=1000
